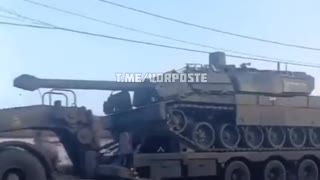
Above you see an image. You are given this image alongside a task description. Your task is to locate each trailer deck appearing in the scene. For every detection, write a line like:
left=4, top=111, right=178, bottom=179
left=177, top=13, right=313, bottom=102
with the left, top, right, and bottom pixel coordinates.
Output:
left=49, top=149, right=320, bottom=180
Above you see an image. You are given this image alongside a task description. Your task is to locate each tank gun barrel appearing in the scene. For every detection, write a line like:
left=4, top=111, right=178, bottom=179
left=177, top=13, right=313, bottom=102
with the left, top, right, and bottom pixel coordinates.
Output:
left=14, top=74, right=153, bottom=91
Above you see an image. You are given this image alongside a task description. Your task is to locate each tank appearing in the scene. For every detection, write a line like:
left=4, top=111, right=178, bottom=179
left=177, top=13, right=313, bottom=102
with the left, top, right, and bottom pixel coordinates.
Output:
left=14, top=52, right=320, bottom=153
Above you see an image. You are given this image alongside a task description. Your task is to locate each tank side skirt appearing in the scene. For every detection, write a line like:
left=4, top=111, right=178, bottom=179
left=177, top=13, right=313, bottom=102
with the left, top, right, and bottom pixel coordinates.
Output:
left=235, top=94, right=320, bottom=126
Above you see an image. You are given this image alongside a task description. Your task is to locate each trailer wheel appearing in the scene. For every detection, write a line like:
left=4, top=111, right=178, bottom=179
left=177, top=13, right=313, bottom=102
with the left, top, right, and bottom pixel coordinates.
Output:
left=297, top=159, right=318, bottom=180
left=264, top=160, right=286, bottom=180
left=224, top=161, right=251, bottom=180
left=0, top=148, right=46, bottom=180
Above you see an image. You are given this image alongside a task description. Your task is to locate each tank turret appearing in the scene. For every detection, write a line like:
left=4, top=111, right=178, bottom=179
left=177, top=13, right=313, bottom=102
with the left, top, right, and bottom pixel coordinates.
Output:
left=209, top=52, right=315, bottom=96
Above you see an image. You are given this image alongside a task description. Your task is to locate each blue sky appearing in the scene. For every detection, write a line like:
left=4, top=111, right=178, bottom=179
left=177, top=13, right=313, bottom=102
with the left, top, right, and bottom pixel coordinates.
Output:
left=0, top=0, right=319, bottom=114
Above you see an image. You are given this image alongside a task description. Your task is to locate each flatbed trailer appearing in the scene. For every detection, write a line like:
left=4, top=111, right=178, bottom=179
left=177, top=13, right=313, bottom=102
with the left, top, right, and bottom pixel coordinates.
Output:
left=0, top=102, right=318, bottom=180
left=133, top=150, right=320, bottom=180
left=34, top=149, right=320, bottom=180
left=0, top=101, right=318, bottom=180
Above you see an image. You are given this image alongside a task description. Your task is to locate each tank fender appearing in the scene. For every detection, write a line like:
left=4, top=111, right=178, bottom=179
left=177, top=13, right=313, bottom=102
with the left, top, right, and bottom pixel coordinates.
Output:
left=0, top=141, right=54, bottom=180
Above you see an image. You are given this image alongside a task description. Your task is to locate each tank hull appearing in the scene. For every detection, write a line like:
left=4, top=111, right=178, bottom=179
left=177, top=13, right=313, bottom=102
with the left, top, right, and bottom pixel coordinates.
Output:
left=108, top=93, right=320, bottom=152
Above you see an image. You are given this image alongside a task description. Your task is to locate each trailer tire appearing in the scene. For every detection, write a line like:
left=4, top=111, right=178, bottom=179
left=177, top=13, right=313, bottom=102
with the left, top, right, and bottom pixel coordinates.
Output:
left=224, top=161, right=251, bottom=180
left=0, top=148, right=46, bottom=180
left=297, top=159, right=318, bottom=180
left=264, top=160, right=286, bottom=180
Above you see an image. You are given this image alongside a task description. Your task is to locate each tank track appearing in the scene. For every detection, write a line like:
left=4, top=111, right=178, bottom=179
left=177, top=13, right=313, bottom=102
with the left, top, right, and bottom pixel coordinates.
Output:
left=166, top=103, right=320, bottom=153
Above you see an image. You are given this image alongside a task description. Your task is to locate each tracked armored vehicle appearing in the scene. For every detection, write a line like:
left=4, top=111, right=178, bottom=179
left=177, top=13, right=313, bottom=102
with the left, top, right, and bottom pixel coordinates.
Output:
left=14, top=52, right=319, bottom=153
left=1, top=51, right=320, bottom=180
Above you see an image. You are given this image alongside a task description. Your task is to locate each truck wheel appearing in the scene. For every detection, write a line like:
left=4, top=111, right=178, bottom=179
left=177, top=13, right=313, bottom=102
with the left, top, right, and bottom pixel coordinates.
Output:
left=0, top=148, right=46, bottom=180
left=224, top=161, right=250, bottom=180
left=297, top=159, right=318, bottom=180
left=264, top=160, right=286, bottom=180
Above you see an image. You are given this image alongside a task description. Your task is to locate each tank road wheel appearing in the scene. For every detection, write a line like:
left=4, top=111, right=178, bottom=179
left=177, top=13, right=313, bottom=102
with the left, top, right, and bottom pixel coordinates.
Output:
left=308, top=128, right=320, bottom=148
left=191, top=122, right=215, bottom=151
left=288, top=128, right=307, bottom=148
left=297, top=159, right=319, bottom=180
left=167, top=109, right=188, bottom=133
left=219, top=124, right=241, bottom=149
left=224, top=161, right=251, bottom=180
left=264, top=160, right=286, bottom=180
left=0, top=148, right=46, bottom=180
left=242, top=126, right=264, bottom=149
left=266, top=127, right=286, bottom=149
